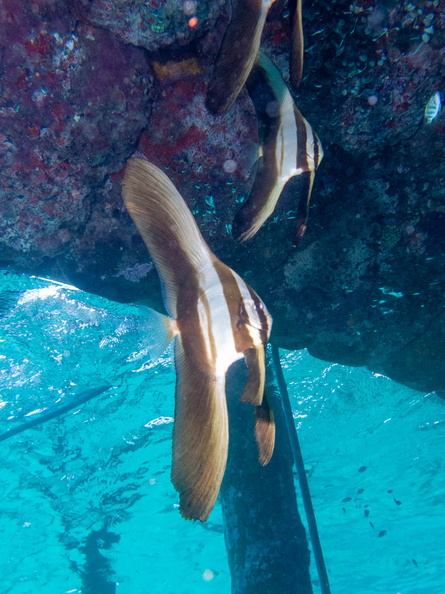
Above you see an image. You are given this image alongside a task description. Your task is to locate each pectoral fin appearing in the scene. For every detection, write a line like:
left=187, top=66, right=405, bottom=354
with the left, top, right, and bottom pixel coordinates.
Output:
left=240, top=345, right=266, bottom=406
left=254, top=386, right=275, bottom=466
left=240, top=347, right=275, bottom=464
left=171, top=337, right=229, bottom=521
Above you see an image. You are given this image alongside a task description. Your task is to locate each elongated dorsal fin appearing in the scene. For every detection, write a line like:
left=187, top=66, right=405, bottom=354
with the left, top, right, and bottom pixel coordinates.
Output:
left=122, top=158, right=213, bottom=318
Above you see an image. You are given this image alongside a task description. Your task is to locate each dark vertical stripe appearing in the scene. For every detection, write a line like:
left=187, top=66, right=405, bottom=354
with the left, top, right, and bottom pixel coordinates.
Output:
left=246, top=285, right=270, bottom=344
left=176, top=265, right=215, bottom=376
left=214, top=260, right=251, bottom=351
left=294, top=107, right=309, bottom=172
left=213, top=259, right=266, bottom=353
left=294, top=170, right=315, bottom=246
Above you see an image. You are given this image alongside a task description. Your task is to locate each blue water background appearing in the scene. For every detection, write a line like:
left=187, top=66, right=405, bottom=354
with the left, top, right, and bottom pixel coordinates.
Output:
left=0, top=272, right=444, bottom=593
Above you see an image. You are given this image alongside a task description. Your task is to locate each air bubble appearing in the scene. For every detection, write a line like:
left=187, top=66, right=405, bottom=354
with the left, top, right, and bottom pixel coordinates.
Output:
left=202, top=569, right=214, bottom=582
left=223, top=159, right=237, bottom=173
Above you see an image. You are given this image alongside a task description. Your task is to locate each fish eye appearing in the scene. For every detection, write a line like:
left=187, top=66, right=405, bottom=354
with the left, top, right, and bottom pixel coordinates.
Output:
left=238, top=297, right=267, bottom=330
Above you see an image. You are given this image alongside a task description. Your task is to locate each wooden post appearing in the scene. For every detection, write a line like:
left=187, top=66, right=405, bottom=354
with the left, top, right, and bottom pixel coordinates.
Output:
left=221, top=354, right=313, bottom=594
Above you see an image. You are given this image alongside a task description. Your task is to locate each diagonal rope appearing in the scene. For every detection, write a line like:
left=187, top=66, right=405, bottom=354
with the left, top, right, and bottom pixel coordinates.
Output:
left=271, top=345, right=331, bottom=594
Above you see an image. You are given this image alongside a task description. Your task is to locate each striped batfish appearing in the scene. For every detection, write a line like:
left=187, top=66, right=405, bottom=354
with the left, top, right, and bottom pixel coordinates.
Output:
left=232, top=51, right=323, bottom=245
left=122, top=157, right=275, bottom=521
left=206, top=0, right=304, bottom=115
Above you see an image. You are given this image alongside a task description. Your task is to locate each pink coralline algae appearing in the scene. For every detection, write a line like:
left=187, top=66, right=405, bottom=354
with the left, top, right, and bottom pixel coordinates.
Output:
left=1, top=0, right=153, bottom=267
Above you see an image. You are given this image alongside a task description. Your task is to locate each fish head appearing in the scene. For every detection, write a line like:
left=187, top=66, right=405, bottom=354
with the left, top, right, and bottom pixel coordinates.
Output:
left=233, top=280, right=272, bottom=353
left=315, top=132, right=324, bottom=166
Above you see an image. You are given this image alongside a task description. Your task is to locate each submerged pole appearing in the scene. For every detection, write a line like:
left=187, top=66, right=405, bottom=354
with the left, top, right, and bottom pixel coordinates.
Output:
left=271, top=346, right=331, bottom=594
left=220, top=355, right=313, bottom=594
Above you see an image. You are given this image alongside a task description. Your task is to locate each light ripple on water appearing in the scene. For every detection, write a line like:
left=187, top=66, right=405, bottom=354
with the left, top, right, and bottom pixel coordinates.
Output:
left=0, top=272, right=444, bottom=593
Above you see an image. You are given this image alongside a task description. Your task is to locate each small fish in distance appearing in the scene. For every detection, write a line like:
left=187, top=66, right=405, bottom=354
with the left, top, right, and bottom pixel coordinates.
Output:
left=122, top=158, right=275, bottom=522
left=424, top=91, right=441, bottom=124
left=232, top=51, right=323, bottom=245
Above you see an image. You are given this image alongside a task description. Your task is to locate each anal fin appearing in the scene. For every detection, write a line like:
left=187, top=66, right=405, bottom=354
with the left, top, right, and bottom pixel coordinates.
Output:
left=240, top=345, right=266, bottom=406
left=254, top=386, right=275, bottom=466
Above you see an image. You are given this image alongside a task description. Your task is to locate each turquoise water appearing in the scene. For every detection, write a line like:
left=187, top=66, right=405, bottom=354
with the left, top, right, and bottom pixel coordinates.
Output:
left=0, top=272, right=444, bottom=593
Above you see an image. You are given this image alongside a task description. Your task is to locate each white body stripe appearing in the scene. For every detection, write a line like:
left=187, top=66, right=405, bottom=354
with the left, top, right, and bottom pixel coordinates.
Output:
left=274, top=73, right=301, bottom=182
left=304, top=121, right=316, bottom=170
left=256, top=52, right=321, bottom=181
left=232, top=270, right=265, bottom=342
left=197, top=264, right=241, bottom=377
